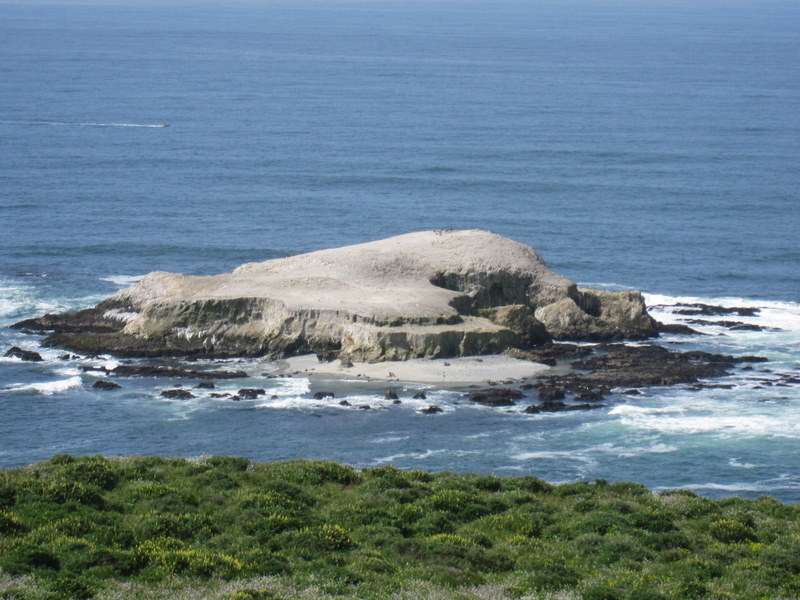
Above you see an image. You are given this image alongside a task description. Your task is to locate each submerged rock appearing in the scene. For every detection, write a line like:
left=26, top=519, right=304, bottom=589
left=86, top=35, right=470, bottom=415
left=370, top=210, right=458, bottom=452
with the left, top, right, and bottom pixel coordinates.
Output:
left=13, top=230, right=658, bottom=360
left=160, top=388, right=195, bottom=399
left=92, top=380, right=121, bottom=390
left=4, top=347, right=43, bottom=362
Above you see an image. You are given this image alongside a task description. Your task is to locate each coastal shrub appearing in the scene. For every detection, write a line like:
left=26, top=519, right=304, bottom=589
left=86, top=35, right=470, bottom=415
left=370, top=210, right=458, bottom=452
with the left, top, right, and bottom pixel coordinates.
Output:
left=708, top=519, right=758, bottom=544
left=511, top=554, right=581, bottom=592
left=205, top=456, right=252, bottom=472
left=629, top=510, right=676, bottom=533
left=239, top=549, right=288, bottom=576
left=2, top=455, right=800, bottom=599
left=427, top=489, right=489, bottom=520
left=295, top=524, right=355, bottom=552
left=33, top=480, right=104, bottom=508
left=0, top=543, right=60, bottom=574
left=133, top=537, right=244, bottom=577
left=252, top=513, right=302, bottom=540
left=361, top=465, right=413, bottom=491
left=0, top=510, right=24, bottom=535
left=134, top=510, right=216, bottom=541
left=44, top=455, right=119, bottom=490
left=0, top=476, right=16, bottom=508
left=260, top=460, right=359, bottom=486
left=606, top=481, right=650, bottom=497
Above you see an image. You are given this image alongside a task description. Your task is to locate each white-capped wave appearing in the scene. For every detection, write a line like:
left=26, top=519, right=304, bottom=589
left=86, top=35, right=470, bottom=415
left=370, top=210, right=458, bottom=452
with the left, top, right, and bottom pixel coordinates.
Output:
left=610, top=403, right=800, bottom=439
left=644, top=292, right=800, bottom=333
left=512, top=450, right=596, bottom=464
left=370, top=435, right=411, bottom=444
left=729, top=458, right=761, bottom=469
left=3, top=376, right=82, bottom=395
left=271, top=377, right=310, bottom=397
left=372, top=449, right=448, bottom=464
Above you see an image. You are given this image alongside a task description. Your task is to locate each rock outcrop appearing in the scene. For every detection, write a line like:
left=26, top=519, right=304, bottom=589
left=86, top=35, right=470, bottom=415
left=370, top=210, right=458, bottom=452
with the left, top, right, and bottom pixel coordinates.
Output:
left=13, top=230, right=658, bottom=360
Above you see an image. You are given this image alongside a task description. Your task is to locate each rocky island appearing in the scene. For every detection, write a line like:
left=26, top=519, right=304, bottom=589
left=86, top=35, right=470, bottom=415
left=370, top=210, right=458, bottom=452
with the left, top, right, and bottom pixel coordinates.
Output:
left=14, top=230, right=658, bottom=361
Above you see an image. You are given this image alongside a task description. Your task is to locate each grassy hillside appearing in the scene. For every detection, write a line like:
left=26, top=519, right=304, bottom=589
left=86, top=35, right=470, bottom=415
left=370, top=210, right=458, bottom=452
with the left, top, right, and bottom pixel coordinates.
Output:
left=1, top=455, right=798, bottom=599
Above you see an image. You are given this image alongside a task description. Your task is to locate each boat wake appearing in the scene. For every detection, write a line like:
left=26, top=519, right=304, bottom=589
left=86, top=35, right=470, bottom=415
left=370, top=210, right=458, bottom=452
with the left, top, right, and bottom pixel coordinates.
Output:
left=1, top=119, right=169, bottom=128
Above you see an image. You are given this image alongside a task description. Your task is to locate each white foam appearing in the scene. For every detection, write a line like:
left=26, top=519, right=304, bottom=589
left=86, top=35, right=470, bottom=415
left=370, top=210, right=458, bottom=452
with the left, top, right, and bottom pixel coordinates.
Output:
left=372, top=449, right=448, bottom=463
left=644, top=293, right=800, bottom=334
left=610, top=403, right=800, bottom=439
left=370, top=435, right=411, bottom=444
left=512, top=450, right=596, bottom=463
left=53, top=368, right=81, bottom=376
left=729, top=458, right=761, bottom=469
left=3, top=376, right=82, bottom=395
left=100, top=275, right=145, bottom=287
left=271, top=377, right=310, bottom=397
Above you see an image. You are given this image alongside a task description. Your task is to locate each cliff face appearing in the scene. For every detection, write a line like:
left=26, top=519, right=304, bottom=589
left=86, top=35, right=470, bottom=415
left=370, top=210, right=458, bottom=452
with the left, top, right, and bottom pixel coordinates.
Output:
left=15, top=230, right=658, bottom=360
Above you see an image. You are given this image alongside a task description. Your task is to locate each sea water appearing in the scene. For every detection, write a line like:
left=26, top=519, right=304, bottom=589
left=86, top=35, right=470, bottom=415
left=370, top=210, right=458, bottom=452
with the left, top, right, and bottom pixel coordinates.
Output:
left=1, top=0, right=799, bottom=501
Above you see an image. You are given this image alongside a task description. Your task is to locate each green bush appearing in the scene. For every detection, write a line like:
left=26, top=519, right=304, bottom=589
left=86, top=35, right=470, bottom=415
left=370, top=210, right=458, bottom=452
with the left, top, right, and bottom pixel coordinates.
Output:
left=46, top=456, right=119, bottom=490
left=708, top=519, right=758, bottom=544
left=0, top=510, right=24, bottom=535
left=0, top=543, right=60, bottom=573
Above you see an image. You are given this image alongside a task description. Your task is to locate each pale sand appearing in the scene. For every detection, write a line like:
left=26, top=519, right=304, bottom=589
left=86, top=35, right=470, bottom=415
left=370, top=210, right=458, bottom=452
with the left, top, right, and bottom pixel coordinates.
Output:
left=280, top=354, right=551, bottom=385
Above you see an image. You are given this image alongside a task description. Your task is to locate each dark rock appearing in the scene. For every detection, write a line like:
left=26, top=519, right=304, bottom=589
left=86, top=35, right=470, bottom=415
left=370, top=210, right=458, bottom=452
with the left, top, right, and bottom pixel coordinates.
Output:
left=385, top=389, right=399, bottom=400
left=59, top=353, right=80, bottom=360
left=467, top=387, right=524, bottom=407
left=338, top=400, right=351, bottom=406
left=420, top=405, right=444, bottom=414
left=313, top=391, right=335, bottom=399
left=210, top=393, right=231, bottom=398
left=392, top=399, right=402, bottom=404
left=92, top=380, right=120, bottom=390
left=196, top=381, right=215, bottom=389
left=531, top=344, right=769, bottom=399
left=11, top=305, right=129, bottom=335
left=525, top=401, right=605, bottom=413
left=536, top=385, right=565, bottom=402
left=657, top=322, right=704, bottom=336
left=93, top=364, right=247, bottom=379
left=729, top=323, right=765, bottom=332
left=623, top=389, right=642, bottom=395
left=685, top=319, right=764, bottom=332
left=412, top=392, right=427, bottom=400
left=358, top=404, right=371, bottom=410
left=506, top=342, right=593, bottom=365
left=672, top=303, right=759, bottom=317
left=575, top=390, right=604, bottom=402
left=4, top=347, right=43, bottom=362
left=237, top=388, right=266, bottom=399
left=161, top=389, right=195, bottom=399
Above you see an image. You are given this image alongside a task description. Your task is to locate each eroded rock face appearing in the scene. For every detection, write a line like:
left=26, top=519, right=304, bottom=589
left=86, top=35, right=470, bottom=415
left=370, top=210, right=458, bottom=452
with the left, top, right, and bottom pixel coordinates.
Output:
left=13, top=230, right=659, bottom=360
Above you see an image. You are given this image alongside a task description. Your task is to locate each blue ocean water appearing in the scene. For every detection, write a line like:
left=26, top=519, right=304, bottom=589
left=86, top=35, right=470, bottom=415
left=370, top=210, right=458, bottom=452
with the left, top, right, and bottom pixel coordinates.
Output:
left=1, top=1, right=799, bottom=500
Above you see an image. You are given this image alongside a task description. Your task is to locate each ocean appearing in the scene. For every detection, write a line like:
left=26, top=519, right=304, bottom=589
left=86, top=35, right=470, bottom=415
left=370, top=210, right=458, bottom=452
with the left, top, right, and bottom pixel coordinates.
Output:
left=1, top=0, right=799, bottom=501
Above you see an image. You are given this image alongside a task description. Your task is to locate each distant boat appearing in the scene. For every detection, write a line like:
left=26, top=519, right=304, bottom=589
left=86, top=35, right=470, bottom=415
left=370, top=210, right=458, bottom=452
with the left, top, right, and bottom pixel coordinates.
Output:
left=160, top=122, right=170, bottom=127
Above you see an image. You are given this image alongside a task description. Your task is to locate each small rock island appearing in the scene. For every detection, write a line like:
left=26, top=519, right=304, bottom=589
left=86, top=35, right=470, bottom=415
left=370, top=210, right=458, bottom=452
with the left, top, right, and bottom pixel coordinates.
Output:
left=14, top=230, right=658, bottom=360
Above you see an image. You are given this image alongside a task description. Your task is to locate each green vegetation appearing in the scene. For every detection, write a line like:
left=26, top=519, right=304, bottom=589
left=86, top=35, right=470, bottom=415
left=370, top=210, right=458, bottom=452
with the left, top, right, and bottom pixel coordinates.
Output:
left=1, top=456, right=799, bottom=599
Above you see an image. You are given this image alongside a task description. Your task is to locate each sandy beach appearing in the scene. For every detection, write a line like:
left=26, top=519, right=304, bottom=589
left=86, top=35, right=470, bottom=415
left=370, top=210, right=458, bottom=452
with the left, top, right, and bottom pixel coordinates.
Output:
left=279, top=353, right=551, bottom=385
